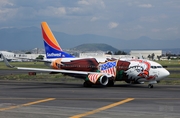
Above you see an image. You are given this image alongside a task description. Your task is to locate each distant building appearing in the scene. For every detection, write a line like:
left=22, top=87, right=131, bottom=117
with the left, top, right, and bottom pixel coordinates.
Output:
left=79, top=52, right=105, bottom=58
left=130, top=50, right=162, bottom=60
left=79, top=52, right=133, bottom=60
left=14, top=54, right=46, bottom=60
left=0, top=51, right=45, bottom=61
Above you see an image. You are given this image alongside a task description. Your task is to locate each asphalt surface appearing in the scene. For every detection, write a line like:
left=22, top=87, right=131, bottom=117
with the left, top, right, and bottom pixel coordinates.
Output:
left=0, top=69, right=44, bottom=76
left=0, top=70, right=180, bottom=118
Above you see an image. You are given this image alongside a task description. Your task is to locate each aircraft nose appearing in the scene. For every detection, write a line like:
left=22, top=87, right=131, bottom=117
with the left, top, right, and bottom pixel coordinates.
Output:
left=159, top=69, right=170, bottom=79
left=165, top=69, right=170, bottom=77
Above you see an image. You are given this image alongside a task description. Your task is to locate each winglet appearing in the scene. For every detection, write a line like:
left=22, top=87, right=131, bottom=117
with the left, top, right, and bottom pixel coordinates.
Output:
left=0, top=53, right=15, bottom=68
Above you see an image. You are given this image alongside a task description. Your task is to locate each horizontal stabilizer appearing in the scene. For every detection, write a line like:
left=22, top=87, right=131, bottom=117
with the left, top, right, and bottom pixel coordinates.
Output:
left=1, top=53, right=15, bottom=68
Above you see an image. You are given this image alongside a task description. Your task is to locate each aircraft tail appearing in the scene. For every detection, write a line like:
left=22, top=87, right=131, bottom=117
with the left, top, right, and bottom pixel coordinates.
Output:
left=41, top=22, right=74, bottom=59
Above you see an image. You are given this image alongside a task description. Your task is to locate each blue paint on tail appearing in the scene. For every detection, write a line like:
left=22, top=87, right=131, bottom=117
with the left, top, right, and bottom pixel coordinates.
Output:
left=44, top=41, right=74, bottom=59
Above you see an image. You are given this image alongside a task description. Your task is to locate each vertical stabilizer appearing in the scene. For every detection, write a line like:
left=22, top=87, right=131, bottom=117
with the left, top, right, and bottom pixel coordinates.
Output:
left=41, top=22, right=74, bottom=58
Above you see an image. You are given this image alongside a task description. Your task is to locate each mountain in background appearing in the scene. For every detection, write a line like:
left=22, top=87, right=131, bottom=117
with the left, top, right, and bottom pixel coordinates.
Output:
left=0, top=27, right=42, bottom=50
left=0, top=26, right=180, bottom=54
left=72, top=43, right=119, bottom=52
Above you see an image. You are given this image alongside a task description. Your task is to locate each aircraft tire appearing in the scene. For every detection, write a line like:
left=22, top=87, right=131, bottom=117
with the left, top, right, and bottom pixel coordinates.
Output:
left=83, top=81, right=92, bottom=87
left=107, top=80, right=114, bottom=87
left=148, top=84, right=153, bottom=88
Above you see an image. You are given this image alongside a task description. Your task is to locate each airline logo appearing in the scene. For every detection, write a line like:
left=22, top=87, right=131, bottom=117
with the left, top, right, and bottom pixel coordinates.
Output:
left=41, top=22, right=74, bottom=58
left=47, top=53, right=62, bottom=57
left=46, top=52, right=67, bottom=58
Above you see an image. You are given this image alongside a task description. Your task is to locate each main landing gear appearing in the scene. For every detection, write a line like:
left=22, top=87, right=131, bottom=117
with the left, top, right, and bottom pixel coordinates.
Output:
left=83, top=81, right=92, bottom=87
left=107, top=80, right=114, bottom=87
left=83, top=80, right=115, bottom=87
left=148, top=84, right=154, bottom=88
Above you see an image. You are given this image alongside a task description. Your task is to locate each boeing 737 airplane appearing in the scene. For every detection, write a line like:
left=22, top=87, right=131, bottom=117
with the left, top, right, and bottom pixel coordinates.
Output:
left=1, top=52, right=170, bottom=88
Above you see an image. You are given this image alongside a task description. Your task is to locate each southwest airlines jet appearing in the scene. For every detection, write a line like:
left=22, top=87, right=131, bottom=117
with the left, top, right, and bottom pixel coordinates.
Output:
left=1, top=22, right=170, bottom=88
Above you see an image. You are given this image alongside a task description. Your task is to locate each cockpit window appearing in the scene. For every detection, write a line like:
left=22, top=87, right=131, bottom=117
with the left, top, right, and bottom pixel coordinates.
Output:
left=151, top=66, right=156, bottom=69
left=151, top=66, right=163, bottom=69
left=157, top=66, right=162, bottom=68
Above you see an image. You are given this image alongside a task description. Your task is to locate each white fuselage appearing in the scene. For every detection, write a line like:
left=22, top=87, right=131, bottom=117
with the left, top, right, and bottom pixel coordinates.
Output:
left=44, top=58, right=170, bottom=84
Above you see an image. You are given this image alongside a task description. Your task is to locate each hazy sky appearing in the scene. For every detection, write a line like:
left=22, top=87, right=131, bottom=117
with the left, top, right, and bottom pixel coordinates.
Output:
left=0, top=0, right=180, bottom=40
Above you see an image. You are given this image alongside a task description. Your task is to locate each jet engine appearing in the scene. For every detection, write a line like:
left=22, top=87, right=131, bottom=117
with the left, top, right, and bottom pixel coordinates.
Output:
left=85, top=73, right=109, bottom=86
left=98, top=75, right=109, bottom=86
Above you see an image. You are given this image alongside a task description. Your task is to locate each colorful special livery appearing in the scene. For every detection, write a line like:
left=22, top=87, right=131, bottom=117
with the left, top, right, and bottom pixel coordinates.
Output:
left=2, top=54, right=170, bottom=88
left=48, top=58, right=169, bottom=88
left=1, top=22, right=170, bottom=88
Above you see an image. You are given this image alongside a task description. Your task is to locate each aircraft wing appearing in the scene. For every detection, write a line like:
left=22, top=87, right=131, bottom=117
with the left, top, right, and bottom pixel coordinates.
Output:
left=1, top=53, right=112, bottom=81
left=16, top=67, right=98, bottom=75
left=1, top=52, right=112, bottom=86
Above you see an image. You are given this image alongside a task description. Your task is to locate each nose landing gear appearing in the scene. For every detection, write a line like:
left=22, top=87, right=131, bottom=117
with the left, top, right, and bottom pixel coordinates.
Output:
left=148, top=80, right=157, bottom=88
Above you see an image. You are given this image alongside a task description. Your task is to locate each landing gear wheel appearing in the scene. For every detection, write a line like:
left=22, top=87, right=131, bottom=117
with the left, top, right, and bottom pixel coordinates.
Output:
left=107, top=80, right=114, bottom=87
left=83, top=81, right=92, bottom=87
left=148, top=84, right=153, bottom=88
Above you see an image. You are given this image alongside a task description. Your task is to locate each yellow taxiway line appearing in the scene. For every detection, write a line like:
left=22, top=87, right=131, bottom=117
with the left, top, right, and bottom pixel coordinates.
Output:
left=0, top=98, right=55, bottom=111
left=70, top=98, right=134, bottom=118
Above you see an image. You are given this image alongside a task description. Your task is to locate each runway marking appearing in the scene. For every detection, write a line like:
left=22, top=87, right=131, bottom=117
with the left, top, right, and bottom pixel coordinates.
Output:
left=0, top=97, right=179, bottom=100
left=0, top=98, right=55, bottom=111
left=69, top=98, right=134, bottom=118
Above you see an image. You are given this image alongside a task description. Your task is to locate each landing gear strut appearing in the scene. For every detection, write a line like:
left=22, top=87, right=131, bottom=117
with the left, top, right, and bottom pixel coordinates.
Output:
left=83, top=81, right=92, bottom=87
left=148, top=84, right=153, bottom=88
left=107, top=80, right=114, bottom=87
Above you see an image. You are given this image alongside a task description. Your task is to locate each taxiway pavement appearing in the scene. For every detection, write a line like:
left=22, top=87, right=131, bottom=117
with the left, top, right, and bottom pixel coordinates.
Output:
left=0, top=80, right=180, bottom=118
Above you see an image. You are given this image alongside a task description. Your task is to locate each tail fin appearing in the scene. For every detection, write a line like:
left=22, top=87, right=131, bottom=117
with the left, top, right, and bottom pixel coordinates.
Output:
left=41, top=22, right=74, bottom=59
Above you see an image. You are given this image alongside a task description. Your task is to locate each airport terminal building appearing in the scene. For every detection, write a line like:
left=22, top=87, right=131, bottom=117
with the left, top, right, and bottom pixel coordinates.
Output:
left=0, top=50, right=163, bottom=61
left=0, top=51, right=45, bottom=61
left=79, top=51, right=134, bottom=60
left=79, top=50, right=162, bottom=60
left=130, top=50, right=162, bottom=60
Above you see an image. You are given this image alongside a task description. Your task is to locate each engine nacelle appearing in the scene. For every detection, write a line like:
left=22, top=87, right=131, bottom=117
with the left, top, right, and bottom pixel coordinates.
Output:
left=98, top=75, right=109, bottom=86
left=87, top=73, right=109, bottom=86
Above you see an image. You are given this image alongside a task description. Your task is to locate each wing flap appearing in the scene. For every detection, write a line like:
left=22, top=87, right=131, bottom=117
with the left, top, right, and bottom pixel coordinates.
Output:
left=16, top=67, right=112, bottom=77
left=17, top=67, right=89, bottom=75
